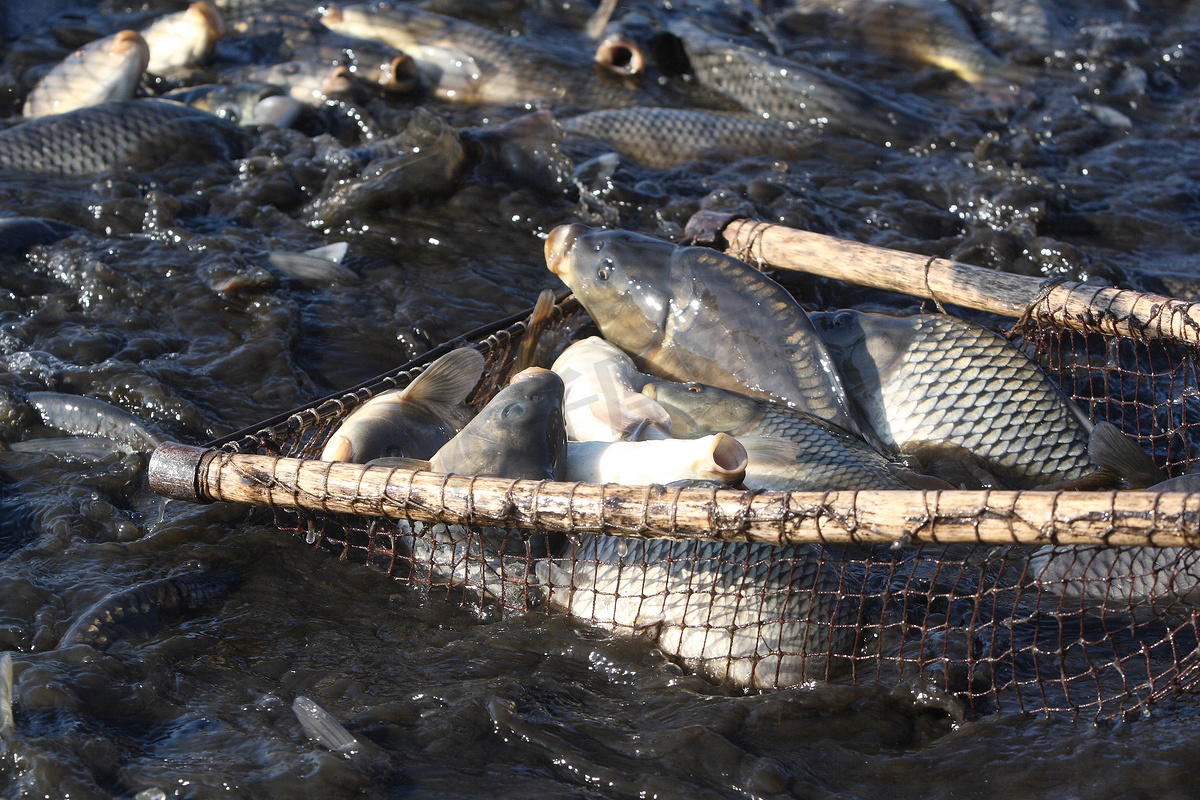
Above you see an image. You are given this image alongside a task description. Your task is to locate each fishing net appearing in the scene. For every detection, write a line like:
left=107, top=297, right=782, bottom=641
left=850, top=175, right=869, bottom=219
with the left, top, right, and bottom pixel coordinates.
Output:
left=149, top=263, right=1200, bottom=723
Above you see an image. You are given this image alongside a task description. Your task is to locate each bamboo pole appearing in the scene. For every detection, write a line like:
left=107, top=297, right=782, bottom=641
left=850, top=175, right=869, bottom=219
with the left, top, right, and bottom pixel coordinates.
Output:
left=149, top=443, right=1200, bottom=549
left=688, top=212, right=1200, bottom=348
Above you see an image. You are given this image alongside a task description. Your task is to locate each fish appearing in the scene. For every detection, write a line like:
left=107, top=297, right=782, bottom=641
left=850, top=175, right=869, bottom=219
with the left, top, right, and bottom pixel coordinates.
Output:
left=430, top=369, right=566, bottom=480
left=27, top=391, right=161, bottom=453
left=643, top=380, right=939, bottom=491
left=320, top=347, right=484, bottom=463
left=0, top=217, right=82, bottom=254
left=237, top=60, right=357, bottom=106
left=1029, top=545, right=1200, bottom=613
left=312, top=107, right=465, bottom=225
left=228, top=11, right=418, bottom=92
left=161, top=83, right=303, bottom=127
left=551, top=336, right=671, bottom=442
left=0, top=653, right=12, bottom=739
left=0, top=99, right=249, bottom=175
left=293, top=696, right=360, bottom=753
left=536, top=537, right=863, bottom=688
left=23, top=30, right=150, bottom=119
left=315, top=3, right=631, bottom=106
left=788, top=0, right=1031, bottom=88
left=544, top=224, right=867, bottom=440
left=970, top=0, right=1062, bottom=55
left=268, top=242, right=357, bottom=284
left=666, top=19, right=931, bottom=147
left=57, top=570, right=241, bottom=650
left=140, top=1, right=225, bottom=74
left=392, top=370, right=568, bottom=611
left=8, top=436, right=127, bottom=460
left=565, top=433, right=747, bottom=485
left=461, top=112, right=575, bottom=197
left=811, top=310, right=1165, bottom=489
left=561, top=107, right=812, bottom=169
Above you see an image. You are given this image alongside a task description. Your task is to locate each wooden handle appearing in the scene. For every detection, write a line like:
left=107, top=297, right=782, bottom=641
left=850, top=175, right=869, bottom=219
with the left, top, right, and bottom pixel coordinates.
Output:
left=149, top=443, right=1200, bottom=549
left=690, top=212, right=1200, bottom=347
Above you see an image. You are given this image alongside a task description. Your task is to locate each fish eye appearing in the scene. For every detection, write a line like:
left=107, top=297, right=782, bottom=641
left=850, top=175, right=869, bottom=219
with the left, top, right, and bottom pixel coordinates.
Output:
left=216, top=104, right=240, bottom=124
left=596, top=257, right=614, bottom=281
left=501, top=402, right=526, bottom=419
left=686, top=384, right=702, bottom=393
left=831, top=310, right=854, bottom=327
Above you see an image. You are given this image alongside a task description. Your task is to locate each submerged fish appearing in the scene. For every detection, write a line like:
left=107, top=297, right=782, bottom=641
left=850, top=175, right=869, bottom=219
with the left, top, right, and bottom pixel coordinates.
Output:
left=537, top=538, right=863, bottom=688
left=27, top=391, right=161, bottom=452
left=162, top=83, right=302, bottom=127
left=321, top=347, right=484, bottom=463
left=545, top=224, right=866, bottom=439
left=643, top=380, right=935, bottom=491
left=0, top=99, right=248, bottom=175
left=811, top=310, right=1164, bottom=489
left=23, top=30, right=150, bottom=118
left=0, top=217, right=82, bottom=254
left=1029, top=545, right=1200, bottom=612
left=667, top=19, right=930, bottom=146
left=316, top=3, right=629, bottom=106
left=268, top=242, right=357, bottom=284
left=229, top=11, right=417, bottom=91
left=562, top=107, right=811, bottom=169
left=313, top=107, right=465, bottom=224
left=564, top=433, right=747, bottom=485
left=790, top=0, right=1030, bottom=88
left=141, top=1, right=225, bottom=74
left=57, top=570, right=241, bottom=650
left=552, top=336, right=671, bottom=442
left=237, top=60, right=357, bottom=106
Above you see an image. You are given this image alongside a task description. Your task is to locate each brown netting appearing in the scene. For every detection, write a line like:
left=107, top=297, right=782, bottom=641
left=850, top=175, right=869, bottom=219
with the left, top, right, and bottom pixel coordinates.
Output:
left=152, top=285, right=1200, bottom=722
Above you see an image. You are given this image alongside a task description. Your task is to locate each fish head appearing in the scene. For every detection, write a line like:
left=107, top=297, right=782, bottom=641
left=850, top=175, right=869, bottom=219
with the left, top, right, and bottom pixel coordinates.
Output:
left=641, top=380, right=758, bottom=437
left=430, top=371, right=566, bottom=481
left=545, top=225, right=675, bottom=356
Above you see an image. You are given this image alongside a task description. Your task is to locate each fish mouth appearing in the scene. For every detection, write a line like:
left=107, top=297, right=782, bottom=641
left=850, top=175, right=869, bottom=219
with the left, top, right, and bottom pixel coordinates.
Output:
left=192, top=1, right=226, bottom=38
left=324, top=66, right=355, bottom=94
left=111, top=30, right=146, bottom=56
left=385, top=55, right=420, bottom=93
left=545, top=224, right=585, bottom=277
left=594, top=34, right=644, bottom=77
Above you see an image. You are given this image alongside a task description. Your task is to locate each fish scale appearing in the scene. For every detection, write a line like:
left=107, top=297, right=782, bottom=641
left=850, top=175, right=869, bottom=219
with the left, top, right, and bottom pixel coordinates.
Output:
left=645, top=380, right=919, bottom=490
left=562, top=107, right=812, bottom=169
left=0, top=100, right=247, bottom=175
left=815, top=311, right=1095, bottom=488
left=537, top=537, right=864, bottom=688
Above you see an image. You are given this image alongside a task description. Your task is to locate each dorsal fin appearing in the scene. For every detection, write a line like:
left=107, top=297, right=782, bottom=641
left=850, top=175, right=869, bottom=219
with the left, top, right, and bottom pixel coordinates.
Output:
left=304, top=242, right=349, bottom=263
left=590, top=394, right=673, bottom=439
left=1088, top=421, right=1164, bottom=489
left=395, top=348, right=486, bottom=416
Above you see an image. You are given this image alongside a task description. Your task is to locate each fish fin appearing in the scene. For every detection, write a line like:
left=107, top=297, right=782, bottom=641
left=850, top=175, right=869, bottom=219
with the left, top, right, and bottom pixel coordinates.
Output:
left=1045, top=469, right=1123, bottom=491
left=512, top=289, right=557, bottom=374
left=889, top=466, right=955, bottom=491
left=398, top=348, right=486, bottom=419
left=267, top=250, right=358, bottom=284
left=1088, top=422, right=1164, bottom=489
left=901, top=441, right=1008, bottom=489
left=0, top=652, right=13, bottom=739
left=293, top=696, right=359, bottom=753
left=738, top=435, right=803, bottom=464
left=304, top=241, right=348, bottom=263
left=364, top=456, right=433, bottom=471
left=590, top=395, right=674, bottom=439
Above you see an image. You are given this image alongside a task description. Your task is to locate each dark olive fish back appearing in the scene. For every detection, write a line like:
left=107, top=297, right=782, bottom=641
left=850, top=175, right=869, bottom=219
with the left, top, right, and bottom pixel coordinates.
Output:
left=0, top=100, right=247, bottom=175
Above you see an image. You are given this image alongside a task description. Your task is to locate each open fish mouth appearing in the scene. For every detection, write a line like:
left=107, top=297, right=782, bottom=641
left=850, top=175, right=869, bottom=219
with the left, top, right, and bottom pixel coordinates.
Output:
left=544, top=223, right=585, bottom=277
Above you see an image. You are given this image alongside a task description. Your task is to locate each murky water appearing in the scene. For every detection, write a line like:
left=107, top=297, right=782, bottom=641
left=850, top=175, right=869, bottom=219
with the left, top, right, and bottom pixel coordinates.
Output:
left=4, top=0, right=1200, bottom=797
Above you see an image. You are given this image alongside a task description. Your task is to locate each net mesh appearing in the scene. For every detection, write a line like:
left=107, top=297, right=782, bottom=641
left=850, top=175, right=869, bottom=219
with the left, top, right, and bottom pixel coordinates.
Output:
left=197, top=292, right=1200, bottom=722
